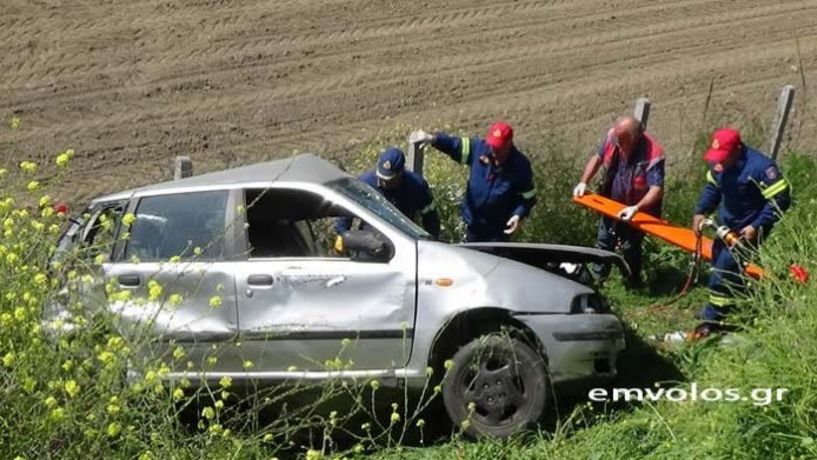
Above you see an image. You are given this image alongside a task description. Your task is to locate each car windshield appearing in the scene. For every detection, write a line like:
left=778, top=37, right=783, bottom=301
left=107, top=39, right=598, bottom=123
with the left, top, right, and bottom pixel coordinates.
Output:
left=327, top=177, right=431, bottom=240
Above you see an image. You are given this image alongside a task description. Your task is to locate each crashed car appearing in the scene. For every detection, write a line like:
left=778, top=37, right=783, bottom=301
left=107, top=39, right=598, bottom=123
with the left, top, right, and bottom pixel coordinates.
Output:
left=48, top=153, right=626, bottom=438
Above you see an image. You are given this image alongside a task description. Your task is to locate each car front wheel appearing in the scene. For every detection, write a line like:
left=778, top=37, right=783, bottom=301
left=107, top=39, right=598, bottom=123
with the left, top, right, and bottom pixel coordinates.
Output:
left=442, top=334, right=549, bottom=438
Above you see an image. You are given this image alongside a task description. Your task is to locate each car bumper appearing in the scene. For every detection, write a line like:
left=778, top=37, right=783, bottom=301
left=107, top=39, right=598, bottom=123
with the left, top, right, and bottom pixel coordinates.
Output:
left=515, top=313, right=626, bottom=383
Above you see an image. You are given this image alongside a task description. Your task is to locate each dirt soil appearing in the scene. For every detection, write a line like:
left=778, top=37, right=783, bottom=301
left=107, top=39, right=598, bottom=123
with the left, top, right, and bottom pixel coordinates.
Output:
left=3, top=0, right=817, bottom=201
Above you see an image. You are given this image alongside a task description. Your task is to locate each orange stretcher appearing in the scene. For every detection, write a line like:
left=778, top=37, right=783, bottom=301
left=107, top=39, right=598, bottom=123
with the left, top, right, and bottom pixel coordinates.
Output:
left=573, top=193, right=765, bottom=279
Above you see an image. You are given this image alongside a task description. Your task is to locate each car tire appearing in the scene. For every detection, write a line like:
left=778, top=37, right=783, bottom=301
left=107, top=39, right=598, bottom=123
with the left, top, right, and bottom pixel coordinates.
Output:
left=442, top=334, right=549, bottom=438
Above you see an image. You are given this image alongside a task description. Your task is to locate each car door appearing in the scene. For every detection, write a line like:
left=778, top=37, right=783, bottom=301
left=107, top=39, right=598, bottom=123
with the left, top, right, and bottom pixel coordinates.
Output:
left=233, top=186, right=417, bottom=372
left=106, top=189, right=243, bottom=374
left=46, top=199, right=129, bottom=328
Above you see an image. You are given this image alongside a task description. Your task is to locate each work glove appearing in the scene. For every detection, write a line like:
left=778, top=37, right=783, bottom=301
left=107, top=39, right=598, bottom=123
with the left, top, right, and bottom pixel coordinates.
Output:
left=618, top=205, right=639, bottom=222
left=409, top=130, right=434, bottom=146
left=572, top=182, right=587, bottom=198
left=504, top=215, right=522, bottom=235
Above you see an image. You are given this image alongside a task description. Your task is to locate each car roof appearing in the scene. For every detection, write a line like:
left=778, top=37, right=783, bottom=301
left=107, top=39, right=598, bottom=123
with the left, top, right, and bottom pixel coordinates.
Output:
left=92, top=153, right=350, bottom=203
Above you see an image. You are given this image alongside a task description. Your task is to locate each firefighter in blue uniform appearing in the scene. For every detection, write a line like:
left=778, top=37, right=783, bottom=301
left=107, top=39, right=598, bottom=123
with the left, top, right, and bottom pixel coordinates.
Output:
left=691, top=128, right=791, bottom=336
left=336, top=147, right=441, bottom=238
left=412, top=122, right=537, bottom=242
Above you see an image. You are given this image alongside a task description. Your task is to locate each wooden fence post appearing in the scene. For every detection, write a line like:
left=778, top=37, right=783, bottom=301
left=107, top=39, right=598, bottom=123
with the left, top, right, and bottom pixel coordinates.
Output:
left=634, top=97, right=651, bottom=128
left=406, top=138, right=425, bottom=176
left=174, top=156, right=192, bottom=179
left=768, top=85, right=795, bottom=160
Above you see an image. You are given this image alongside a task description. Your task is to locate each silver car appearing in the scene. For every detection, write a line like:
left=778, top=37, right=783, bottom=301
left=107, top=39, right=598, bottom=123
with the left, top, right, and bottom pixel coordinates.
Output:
left=49, top=153, right=626, bottom=438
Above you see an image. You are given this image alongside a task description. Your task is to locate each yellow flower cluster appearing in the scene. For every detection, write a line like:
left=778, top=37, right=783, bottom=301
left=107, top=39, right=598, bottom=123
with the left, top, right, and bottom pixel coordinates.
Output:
left=55, top=149, right=74, bottom=168
left=18, top=161, right=37, bottom=174
left=147, top=279, right=163, bottom=301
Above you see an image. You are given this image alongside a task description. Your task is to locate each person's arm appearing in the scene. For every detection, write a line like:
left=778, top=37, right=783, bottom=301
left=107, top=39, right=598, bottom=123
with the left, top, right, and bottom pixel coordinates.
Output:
left=579, top=154, right=603, bottom=185
left=430, top=132, right=473, bottom=166
left=692, top=169, right=722, bottom=233
left=634, top=159, right=665, bottom=210
left=749, top=165, right=791, bottom=230
left=511, top=165, right=537, bottom=220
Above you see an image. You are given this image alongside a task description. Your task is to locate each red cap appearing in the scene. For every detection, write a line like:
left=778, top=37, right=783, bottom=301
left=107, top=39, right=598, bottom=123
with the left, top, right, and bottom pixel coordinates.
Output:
left=486, top=122, right=513, bottom=149
left=704, top=128, right=742, bottom=163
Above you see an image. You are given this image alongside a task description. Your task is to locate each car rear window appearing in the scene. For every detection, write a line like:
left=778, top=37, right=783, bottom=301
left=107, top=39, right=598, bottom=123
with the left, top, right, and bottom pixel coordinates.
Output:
left=124, top=190, right=228, bottom=262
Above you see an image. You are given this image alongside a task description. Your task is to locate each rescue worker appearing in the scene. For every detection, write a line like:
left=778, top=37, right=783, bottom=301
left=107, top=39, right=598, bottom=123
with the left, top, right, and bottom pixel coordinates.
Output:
left=411, top=122, right=537, bottom=242
left=690, top=128, right=791, bottom=336
left=336, top=147, right=441, bottom=238
left=573, top=115, right=665, bottom=286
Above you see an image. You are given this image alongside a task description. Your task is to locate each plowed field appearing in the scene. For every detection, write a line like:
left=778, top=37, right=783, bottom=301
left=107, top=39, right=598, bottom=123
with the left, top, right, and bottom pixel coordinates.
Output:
left=3, top=0, right=817, bottom=200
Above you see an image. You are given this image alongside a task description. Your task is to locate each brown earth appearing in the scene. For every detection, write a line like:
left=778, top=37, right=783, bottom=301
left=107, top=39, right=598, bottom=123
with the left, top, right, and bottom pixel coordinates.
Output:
left=2, top=0, right=817, bottom=202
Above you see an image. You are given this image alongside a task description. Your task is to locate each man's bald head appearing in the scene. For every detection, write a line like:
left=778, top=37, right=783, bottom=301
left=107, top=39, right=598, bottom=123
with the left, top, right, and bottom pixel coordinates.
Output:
left=612, top=115, right=644, bottom=157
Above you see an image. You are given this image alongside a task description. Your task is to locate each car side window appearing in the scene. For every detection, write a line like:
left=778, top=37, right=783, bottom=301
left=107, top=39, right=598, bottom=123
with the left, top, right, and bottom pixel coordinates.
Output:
left=123, top=191, right=228, bottom=262
left=73, top=202, right=127, bottom=263
left=243, top=188, right=389, bottom=260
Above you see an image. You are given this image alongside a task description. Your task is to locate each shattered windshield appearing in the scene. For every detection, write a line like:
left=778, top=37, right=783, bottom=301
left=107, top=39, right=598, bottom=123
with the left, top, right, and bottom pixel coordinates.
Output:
left=327, top=177, right=431, bottom=240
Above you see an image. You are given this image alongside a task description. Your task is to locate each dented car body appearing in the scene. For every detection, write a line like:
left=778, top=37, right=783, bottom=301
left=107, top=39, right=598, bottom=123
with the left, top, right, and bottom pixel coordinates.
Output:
left=49, top=154, right=626, bottom=390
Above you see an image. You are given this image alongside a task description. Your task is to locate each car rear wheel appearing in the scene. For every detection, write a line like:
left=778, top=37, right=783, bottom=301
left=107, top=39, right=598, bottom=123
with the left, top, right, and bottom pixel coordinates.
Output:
left=442, top=334, right=549, bottom=438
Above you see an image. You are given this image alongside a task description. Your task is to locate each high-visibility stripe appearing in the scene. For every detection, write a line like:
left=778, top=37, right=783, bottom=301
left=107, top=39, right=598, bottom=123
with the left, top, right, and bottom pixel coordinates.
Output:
left=706, top=170, right=717, bottom=186
left=708, top=293, right=733, bottom=307
left=460, top=137, right=471, bottom=164
left=521, top=188, right=536, bottom=199
left=762, top=179, right=788, bottom=199
left=420, top=202, right=436, bottom=214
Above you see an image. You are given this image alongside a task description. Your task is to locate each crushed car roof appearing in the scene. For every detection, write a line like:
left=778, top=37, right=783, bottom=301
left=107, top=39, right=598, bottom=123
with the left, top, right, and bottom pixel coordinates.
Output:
left=94, top=154, right=350, bottom=202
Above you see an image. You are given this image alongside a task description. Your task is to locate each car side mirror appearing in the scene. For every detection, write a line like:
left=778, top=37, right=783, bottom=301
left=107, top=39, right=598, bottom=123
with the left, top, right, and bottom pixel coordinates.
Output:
left=339, top=230, right=391, bottom=262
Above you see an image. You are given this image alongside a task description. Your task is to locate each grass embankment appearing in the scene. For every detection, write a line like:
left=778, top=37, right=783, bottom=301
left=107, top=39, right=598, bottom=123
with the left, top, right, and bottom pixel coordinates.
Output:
left=1, top=119, right=815, bottom=459
left=372, top=134, right=817, bottom=459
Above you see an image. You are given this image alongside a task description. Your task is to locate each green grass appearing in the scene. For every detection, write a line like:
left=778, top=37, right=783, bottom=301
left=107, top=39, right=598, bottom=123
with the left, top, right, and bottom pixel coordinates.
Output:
left=2, top=115, right=816, bottom=459
left=369, top=152, right=817, bottom=460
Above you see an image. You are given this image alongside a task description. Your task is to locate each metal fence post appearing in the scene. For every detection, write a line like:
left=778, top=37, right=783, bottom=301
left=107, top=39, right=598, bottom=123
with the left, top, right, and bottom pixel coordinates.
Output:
left=174, top=156, right=192, bottom=179
left=768, top=85, right=795, bottom=160
left=406, top=138, right=425, bottom=176
left=634, top=97, right=651, bottom=128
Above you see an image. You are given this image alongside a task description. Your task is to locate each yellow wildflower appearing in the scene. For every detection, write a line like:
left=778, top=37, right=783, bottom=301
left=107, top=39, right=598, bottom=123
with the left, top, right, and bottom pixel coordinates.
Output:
left=19, top=161, right=36, bottom=173
left=50, top=407, right=65, bottom=421
left=209, top=296, right=222, bottom=308
left=147, top=280, right=162, bottom=301
left=219, top=376, right=232, bottom=389
left=107, top=422, right=121, bottom=438
left=2, top=352, right=14, bottom=367
left=10, top=116, right=20, bottom=130
left=55, top=152, right=70, bottom=168
left=201, top=406, right=215, bottom=420
left=122, top=213, right=136, bottom=226
left=169, top=294, right=183, bottom=306
left=172, top=388, right=184, bottom=401
left=27, top=181, right=39, bottom=191
left=242, top=360, right=254, bottom=370
left=64, top=380, right=80, bottom=398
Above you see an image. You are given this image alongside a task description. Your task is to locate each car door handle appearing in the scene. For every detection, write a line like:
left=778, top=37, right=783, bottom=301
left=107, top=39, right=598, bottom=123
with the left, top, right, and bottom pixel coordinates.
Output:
left=118, top=274, right=141, bottom=287
left=247, top=274, right=274, bottom=286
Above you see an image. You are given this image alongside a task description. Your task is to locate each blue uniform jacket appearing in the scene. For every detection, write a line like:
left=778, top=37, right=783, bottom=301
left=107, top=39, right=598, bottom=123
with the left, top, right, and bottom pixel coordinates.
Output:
left=336, top=170, right=440, bottom=237
left=694, top=146, right=791, bottom=231
left=431, top=133, right=536, bottom=233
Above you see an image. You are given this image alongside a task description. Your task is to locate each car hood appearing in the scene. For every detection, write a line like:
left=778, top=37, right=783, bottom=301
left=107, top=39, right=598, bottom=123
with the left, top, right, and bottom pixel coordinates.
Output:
left=417, top=240, right=595, bottom=314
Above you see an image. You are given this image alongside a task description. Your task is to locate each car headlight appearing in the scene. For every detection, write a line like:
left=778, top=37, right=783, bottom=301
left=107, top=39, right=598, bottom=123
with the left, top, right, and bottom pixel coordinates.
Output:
left=570, top=293, right=608, bottom=314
